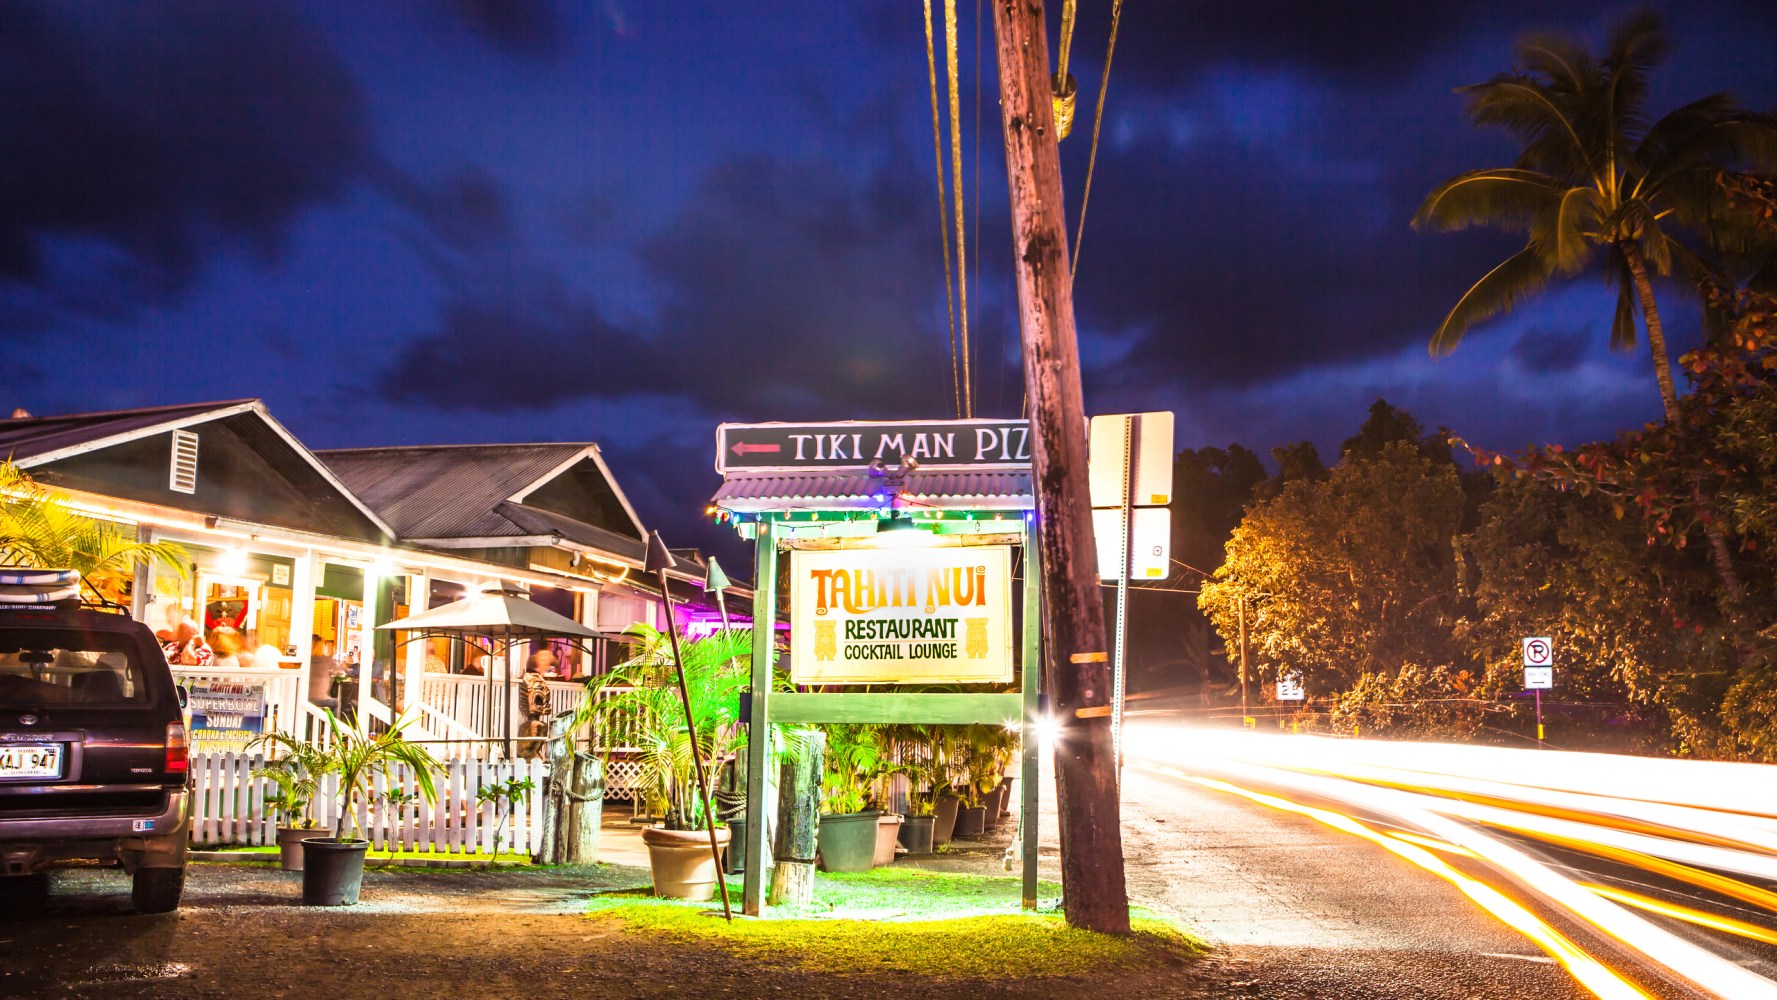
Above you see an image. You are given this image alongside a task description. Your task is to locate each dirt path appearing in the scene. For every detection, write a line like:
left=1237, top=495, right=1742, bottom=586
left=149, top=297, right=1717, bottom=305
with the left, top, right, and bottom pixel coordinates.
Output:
left=0, top=862, right=1212, bottom=999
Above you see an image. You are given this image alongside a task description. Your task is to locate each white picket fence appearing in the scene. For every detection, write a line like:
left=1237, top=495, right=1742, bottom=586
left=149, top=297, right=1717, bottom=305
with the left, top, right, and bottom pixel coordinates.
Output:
left=188, top=752, right=549, bottom=856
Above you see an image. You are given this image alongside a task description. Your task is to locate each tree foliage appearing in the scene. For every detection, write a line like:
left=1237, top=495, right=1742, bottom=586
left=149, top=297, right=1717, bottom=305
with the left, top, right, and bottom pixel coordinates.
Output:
left=0, top=460, right=187, bottom=603
left=1199, top=441, right=1470, bottom=699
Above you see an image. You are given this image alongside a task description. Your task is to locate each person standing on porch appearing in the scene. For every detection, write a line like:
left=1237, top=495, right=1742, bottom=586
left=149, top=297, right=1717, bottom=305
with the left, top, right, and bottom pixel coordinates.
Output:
left=517, top=649, right=555, bottom=761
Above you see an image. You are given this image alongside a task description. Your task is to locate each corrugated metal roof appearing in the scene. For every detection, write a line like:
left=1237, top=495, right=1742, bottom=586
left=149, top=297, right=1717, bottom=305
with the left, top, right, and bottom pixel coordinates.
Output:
left=318, top=444, right=586, bottom=539
left=495, top=501, right=646, bottom=562
left=712, top=470, right=1032, bottom=510
left=0, top=400, right=258, bottom=465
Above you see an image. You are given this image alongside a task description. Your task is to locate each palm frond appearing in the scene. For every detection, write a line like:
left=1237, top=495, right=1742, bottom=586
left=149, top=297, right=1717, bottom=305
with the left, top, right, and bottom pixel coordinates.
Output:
left=1412, top=168, right=1559, bottom=234
left=1529, top=185, right=1603, bottom=274
left=1464, top=78, right=1589, bottom=180
left=1431, top=244, right=1556, bottom=355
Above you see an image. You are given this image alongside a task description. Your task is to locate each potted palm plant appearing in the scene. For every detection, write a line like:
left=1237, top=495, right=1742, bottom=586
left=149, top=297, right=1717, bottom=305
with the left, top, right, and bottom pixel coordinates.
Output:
left=816, top=724, right=883, bottom=872
left=893, top=753, right=939, bottom=856
left=300, top=710, right=441, bottom=906
left=578, top=625, right=750, bottom=901
left=249, top=733, right=330, bottom=871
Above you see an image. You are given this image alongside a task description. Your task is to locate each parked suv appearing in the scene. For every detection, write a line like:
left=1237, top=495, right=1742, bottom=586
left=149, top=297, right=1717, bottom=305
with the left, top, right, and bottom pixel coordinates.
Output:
left=0, top=569, right=190, bottom=913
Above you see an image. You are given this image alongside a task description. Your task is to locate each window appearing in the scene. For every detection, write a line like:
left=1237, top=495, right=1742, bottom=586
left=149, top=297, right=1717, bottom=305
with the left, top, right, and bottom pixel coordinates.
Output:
left=0, top=629, right=152, bottom=709
left=169, top=430, right=199, bottom=494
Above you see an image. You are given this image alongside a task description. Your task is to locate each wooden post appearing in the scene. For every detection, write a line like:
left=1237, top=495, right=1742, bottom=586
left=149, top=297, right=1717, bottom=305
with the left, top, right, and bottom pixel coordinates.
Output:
left=539, top=711, right=603, bottom=864
left=770, top=728, right=824, bottom=906
left=742, top=518, right=779, bottom=916
left=654, top=559, right=732, bottom=922
left=1020, top=525, right=1041, bottom=910
left=992, top=0, right=1130, bottom=933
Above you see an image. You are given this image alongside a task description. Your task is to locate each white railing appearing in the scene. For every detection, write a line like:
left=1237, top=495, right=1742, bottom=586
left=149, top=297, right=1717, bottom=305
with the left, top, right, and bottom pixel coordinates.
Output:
left=415, top=673, right=603, bottom=745
left=188, top=752, right=549, bottom=855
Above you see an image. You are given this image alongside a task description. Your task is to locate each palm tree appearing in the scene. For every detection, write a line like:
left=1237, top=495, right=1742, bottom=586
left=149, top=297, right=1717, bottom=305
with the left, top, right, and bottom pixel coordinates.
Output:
left=0, top=460, right=187, bottom=601
left=1413, top=11, right=1777, bottom=422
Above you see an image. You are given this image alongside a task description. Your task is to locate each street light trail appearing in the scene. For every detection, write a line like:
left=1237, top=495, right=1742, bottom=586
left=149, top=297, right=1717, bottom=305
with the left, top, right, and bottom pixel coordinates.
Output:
left=1125, top=726, right=1777, bottom=999
left=1584, top=884, right=1777, bottom=949
left=1140, top=765, right=1653, bottom=1000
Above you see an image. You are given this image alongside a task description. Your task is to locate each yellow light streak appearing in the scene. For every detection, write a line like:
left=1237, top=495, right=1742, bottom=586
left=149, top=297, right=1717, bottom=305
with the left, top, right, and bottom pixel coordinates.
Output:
left=1388, top=830, right=1478, bottom=859
left=1486, top=820, right=1777, bottom=917
left=1584, top=884, right=1777, bottom=948
left=1139, top=765, right=1651, bottom=1000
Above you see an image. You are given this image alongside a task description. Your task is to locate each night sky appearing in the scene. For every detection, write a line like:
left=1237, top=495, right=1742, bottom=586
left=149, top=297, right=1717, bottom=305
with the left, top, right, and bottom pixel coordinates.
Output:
left=4, top=1, right=1777, bottom=562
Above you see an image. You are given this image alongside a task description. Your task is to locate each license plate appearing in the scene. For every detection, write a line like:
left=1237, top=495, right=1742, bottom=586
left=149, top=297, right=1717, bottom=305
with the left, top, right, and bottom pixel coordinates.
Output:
left=0, top=744, right=63, bottom=779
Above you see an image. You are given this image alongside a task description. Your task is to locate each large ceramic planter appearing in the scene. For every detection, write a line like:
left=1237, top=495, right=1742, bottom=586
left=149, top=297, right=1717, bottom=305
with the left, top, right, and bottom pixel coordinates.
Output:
left=642, top=826, right=732, bottom=901
left=998, top=776, right=1018, bottom=821
left=932, top=794, right=961, bottom=847
left=953, top=805, right=987, bottom=838
left=898, top=815, right=936, bottom=855
left=276, top=826, right=316, bottom=871
left=816, top=811, right=881, bottom=872
left=301, top=838, right=368, bottom=906
left=982, top=784, right=1009, bottom=832
left=873, top=813, right=905, bottom=867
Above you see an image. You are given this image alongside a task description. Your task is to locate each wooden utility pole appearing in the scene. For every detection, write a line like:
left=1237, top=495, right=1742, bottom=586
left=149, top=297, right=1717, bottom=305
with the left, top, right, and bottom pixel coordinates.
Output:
left=991, top=0, right=1130, bottom=934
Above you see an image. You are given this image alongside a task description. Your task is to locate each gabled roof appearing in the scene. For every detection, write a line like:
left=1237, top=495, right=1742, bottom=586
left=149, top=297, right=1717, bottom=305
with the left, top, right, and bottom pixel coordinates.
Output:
left=1, top=399, right=395, bottom=539
left=0, top=399, right=260, bottom=465
left=318, top=444, right=588, bottom=540
left=318, top=443, right=650, bottom=566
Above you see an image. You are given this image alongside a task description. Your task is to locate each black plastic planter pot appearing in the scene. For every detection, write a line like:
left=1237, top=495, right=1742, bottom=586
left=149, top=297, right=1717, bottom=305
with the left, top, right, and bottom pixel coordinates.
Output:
left=725, top=818, right=746, bottom=875
left=898, top=815, right=936, bottom=855
left=816, top=811, right=882, bottom=872
left=953, top=805, right=987, bottom=838
left=301, top=838, right=368, bottom=906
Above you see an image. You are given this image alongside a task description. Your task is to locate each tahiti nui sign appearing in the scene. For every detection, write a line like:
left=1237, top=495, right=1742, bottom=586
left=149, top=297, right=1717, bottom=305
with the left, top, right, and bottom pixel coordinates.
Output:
left=789, top=545, right=1014, bottom=685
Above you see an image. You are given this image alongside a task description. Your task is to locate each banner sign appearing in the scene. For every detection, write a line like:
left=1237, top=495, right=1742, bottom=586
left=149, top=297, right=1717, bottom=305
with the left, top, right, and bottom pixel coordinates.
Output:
left=717, top=419, right=1030, bottom=473
left=184, top=679, right=267, bottom=755
left=789, top=545, right=1014, bottom=685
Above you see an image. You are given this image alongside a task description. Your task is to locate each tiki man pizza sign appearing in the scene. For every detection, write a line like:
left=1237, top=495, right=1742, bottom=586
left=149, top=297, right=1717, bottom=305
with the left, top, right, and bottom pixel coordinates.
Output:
left=788, top=546, right=1014, bottom=685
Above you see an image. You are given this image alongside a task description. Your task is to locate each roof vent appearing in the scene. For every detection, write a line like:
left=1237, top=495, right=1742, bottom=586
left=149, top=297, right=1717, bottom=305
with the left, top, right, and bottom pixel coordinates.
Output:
left=169, top=430, right=199, bottom=494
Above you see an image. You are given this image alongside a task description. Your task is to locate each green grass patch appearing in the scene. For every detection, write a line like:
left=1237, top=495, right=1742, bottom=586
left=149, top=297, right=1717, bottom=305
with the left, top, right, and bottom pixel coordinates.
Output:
left=585, top=868, right=1200, bottom=980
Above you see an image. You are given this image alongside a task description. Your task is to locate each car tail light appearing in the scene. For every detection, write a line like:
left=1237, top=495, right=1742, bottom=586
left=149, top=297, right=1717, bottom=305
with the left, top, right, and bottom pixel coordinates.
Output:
left=165, top=721, right=188, bottom=774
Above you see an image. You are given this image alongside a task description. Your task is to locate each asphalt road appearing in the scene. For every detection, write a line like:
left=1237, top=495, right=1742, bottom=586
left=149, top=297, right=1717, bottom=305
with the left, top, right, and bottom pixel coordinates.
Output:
left=1115, top=763, right=1587, bottom=999
left=1118, top=718, right=1777, bottom=999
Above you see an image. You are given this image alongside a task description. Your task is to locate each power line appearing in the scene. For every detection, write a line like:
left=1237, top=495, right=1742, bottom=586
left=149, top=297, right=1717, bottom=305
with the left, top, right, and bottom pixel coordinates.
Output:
left=1072, top=0, right=1123, bottom=280
left=922, top=1, right=962, bottom=419
left=943, top=0, right=973, bottom=418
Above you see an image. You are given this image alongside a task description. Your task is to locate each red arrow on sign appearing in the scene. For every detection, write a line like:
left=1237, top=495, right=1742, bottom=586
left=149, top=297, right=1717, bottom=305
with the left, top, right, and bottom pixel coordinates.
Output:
left=730, top=442, right=782, bottom=457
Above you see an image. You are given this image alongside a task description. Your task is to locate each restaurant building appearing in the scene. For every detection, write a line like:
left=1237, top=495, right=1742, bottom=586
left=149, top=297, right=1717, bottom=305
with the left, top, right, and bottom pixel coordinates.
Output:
left=1, top=399, right=744, bottom=754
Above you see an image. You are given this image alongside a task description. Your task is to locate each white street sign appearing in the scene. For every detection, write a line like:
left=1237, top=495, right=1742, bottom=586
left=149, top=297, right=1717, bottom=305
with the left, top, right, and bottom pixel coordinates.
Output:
left=1093, top=507, right=1171, bottom=581
left=1522, top=636, right=1553, bottom=667
left=1276, top=676, right=1306, bottom=701
left=1089, top=412, right=1174, bottom=508
left=1524, top=666, right=1553, bottom=690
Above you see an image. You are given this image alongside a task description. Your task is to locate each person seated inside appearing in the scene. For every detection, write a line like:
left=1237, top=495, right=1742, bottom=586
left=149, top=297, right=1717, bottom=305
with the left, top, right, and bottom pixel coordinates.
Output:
left=307, top=635, right=342, bottom=712
left=161, top=620, right=212, bottom=666
left=207, top=626, right=243, bottom=668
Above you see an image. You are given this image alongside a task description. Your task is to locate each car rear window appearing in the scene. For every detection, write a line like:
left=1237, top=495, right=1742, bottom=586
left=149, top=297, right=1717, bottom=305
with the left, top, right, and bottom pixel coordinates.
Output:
left=0, top=628, right=152, bottom=709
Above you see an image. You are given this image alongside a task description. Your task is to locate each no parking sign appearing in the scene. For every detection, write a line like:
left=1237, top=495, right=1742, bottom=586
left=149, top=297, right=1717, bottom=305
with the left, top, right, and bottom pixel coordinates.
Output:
left=1522, top=636, right=1553, bottom=689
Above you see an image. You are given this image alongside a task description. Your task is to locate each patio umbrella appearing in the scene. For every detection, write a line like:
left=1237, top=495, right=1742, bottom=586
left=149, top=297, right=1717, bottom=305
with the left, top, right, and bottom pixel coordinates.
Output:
left=378, top=586, right=623, bottom=758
